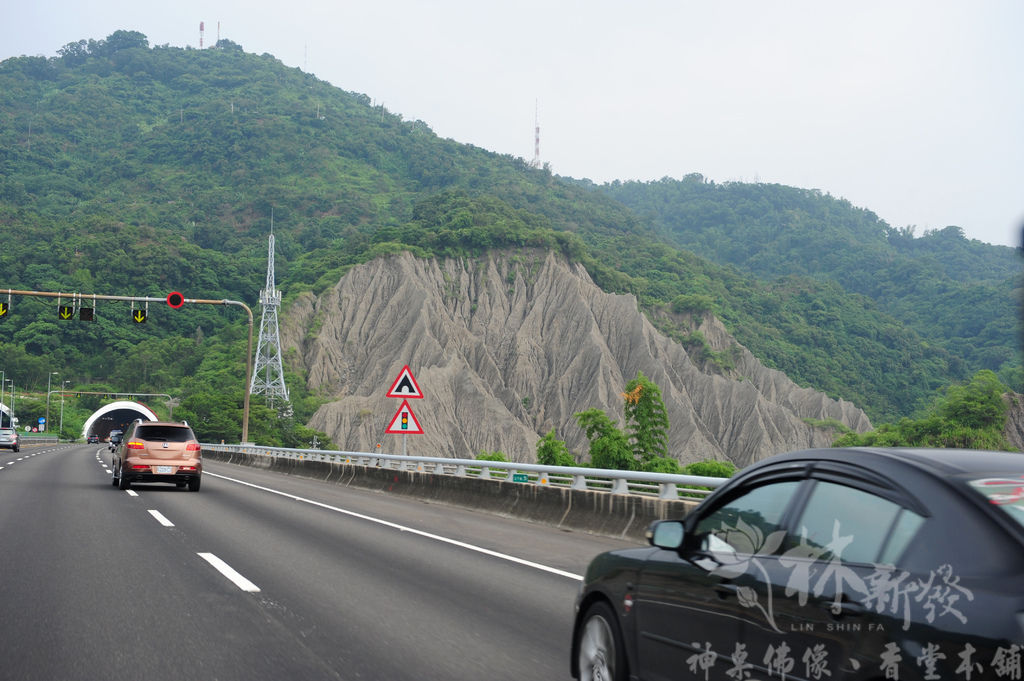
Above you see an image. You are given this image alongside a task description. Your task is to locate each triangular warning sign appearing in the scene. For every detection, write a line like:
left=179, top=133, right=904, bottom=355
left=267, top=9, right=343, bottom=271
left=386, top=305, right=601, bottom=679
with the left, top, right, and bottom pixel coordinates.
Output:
left=386, top=365, right=423, bottom=398
left=385, top=400, right=424, bottom=434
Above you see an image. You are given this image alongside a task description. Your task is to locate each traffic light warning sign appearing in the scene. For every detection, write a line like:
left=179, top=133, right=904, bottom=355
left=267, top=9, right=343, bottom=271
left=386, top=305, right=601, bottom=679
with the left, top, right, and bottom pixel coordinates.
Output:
left=385, top=400, right=423, bottom=434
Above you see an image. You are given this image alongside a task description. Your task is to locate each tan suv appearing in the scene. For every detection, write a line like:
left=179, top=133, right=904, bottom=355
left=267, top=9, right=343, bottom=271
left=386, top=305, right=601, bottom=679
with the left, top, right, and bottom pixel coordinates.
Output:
left=111, top=420, right=202, bottom=492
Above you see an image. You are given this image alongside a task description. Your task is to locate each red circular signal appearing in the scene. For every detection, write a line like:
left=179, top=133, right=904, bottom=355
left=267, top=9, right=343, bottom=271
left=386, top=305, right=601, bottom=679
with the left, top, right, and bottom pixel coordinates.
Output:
left=167, top=291, right=185, bottom=309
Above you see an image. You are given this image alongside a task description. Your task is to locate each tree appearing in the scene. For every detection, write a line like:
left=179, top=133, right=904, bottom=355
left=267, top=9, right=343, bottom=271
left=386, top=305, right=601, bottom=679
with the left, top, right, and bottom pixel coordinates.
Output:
left=937, top=370, right=1008, bottom=431
left=476, top=451, right=507, bottom=462
left=536, top=430, right=574, bottom=467
left=685, top=460, right=737, bottom=478
left=574, top=408, right=635, bottom=470
left=832, top=371, right=1013, bottom=451
left=622, top=372, right=669, bottom=466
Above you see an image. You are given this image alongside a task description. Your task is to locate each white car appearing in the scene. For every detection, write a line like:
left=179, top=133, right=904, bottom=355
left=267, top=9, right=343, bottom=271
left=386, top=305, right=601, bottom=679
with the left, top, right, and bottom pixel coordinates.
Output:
left=0, top=427, right=20, bottom=452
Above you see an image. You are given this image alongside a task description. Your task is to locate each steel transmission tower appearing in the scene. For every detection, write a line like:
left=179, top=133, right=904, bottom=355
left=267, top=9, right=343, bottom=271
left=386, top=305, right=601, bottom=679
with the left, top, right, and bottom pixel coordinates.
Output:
left=250, top=227, right=290, bottom=409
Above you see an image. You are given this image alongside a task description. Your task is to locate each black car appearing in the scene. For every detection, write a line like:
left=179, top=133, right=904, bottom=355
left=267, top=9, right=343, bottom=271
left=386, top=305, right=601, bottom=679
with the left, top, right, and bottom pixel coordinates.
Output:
left=571, top=447, right=1024, bottom=681
left=87, top=433, right=100, bottom=444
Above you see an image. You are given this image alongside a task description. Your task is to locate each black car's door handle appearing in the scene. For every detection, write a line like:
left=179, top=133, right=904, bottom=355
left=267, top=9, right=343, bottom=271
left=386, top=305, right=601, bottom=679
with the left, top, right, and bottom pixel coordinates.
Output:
left=714, top=582, right=738, bottom=599
left=826, top=597, right=865, bottom=618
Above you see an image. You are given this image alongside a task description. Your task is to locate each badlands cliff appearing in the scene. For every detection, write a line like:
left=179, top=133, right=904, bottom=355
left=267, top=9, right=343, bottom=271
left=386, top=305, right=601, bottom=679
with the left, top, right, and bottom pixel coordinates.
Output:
left=281, top=251, right=871, bottom=467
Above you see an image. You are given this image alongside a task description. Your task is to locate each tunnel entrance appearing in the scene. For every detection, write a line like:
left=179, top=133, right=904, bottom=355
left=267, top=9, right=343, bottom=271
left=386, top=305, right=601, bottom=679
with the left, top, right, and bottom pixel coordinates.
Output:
left=82, top=401, right=158, bottom=442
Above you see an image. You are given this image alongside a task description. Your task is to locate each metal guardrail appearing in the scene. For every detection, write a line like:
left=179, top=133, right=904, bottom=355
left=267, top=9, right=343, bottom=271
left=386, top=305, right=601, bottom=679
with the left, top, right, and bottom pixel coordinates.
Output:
left=203, top=444, right=729, bottom=500
left=19, top=436, right=60, bottom=444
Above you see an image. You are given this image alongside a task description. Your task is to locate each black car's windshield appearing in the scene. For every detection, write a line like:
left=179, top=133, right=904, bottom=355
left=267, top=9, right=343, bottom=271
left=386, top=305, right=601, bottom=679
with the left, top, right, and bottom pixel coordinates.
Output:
left=967, top=476, right=1024, bottom=530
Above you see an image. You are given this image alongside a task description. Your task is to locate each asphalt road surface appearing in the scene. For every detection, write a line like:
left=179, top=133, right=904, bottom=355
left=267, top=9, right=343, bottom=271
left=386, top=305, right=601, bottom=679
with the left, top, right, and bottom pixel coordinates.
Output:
left=0, top=443, right=641, bottom=681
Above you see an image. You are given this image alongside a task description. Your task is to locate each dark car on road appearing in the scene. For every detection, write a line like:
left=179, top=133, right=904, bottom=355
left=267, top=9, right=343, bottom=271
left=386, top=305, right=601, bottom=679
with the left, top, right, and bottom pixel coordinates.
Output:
left=111, top=420, right=202, bottom=492
left=107, top=429, right=123, bottom=451
left=87, top=433, right=100, bottom=444
left=0, top=427, right=19, bottom=452
left=572, top=447, right=1024, bottom=681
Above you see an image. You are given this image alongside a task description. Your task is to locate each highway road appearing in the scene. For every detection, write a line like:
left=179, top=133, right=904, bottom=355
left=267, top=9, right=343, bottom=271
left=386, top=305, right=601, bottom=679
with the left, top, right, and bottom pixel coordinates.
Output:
left=0, top=443, right=641, bottom=681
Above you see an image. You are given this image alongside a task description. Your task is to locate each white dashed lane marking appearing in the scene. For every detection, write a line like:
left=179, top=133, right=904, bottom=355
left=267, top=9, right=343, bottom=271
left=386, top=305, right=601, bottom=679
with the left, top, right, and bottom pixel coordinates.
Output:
left=148, top=509, right=175, bottom=527
left=198, top=553, right=261, bottom=593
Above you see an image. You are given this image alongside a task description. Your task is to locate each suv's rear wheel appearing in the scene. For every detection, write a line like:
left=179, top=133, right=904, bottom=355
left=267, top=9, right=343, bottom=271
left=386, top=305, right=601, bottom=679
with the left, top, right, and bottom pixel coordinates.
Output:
left=187, top=476, right=201, bottom=492
left=117, top=467, right=131, bottom=491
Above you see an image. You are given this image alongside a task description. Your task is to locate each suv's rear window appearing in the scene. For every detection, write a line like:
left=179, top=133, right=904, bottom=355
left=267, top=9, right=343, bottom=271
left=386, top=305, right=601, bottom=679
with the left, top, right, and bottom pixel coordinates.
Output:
left=134, top=425, right=195, bottom=442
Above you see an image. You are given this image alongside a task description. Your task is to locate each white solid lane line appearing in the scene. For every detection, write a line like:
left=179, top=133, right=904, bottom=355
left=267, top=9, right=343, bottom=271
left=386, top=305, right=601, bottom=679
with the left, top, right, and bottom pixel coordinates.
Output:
left=207, top=471, right=584, bottom=581
left=198, top=553, right=261, bottom=593
left=148, top=509, right=175, bottom=527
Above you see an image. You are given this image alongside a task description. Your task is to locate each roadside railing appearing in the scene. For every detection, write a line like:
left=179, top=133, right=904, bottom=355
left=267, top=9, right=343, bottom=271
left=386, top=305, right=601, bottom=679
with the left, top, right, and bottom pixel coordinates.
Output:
left=202, top=443, right=729, bottom=500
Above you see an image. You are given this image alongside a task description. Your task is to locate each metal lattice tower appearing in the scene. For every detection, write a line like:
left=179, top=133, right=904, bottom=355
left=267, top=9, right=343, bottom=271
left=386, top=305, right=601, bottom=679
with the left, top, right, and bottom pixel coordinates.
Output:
left=530, top=99, right=541, bottom=168
left=250, top=225, right=290, bottom=408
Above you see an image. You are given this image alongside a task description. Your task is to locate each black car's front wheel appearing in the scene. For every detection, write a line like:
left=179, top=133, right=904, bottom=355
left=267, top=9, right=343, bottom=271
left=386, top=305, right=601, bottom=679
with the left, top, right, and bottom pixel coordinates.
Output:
left=576, top=601, right=627, bottom=681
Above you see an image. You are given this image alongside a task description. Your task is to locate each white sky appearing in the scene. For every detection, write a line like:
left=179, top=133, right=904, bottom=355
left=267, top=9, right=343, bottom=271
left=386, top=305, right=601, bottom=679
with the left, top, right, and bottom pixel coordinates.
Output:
left=3, top=1, right=1022, bottom=247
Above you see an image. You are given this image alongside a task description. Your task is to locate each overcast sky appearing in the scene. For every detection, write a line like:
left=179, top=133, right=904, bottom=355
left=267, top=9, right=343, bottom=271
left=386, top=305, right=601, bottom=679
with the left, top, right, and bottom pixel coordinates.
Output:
left=4, top=1, right=1022, bottom=247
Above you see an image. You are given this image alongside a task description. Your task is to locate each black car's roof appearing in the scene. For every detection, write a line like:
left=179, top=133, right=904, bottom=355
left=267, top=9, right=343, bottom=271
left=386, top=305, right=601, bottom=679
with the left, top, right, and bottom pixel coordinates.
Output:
left=750, top=447, right=1024, bottom=478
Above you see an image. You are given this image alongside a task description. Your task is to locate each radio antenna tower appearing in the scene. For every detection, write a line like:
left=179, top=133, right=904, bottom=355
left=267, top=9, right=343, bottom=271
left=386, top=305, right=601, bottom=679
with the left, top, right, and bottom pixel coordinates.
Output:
left=530, top=100, right=541, bottom=168
left=250, top=212, right=290, bottom=409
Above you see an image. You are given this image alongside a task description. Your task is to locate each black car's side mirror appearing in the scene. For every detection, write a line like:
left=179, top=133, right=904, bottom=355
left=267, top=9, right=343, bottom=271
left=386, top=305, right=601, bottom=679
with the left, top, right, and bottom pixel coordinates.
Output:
left=647, top=520, right=685, bottom=550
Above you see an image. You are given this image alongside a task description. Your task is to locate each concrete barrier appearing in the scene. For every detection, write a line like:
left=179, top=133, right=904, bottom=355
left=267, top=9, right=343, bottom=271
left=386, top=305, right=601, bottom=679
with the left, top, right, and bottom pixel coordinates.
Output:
left=203, top=447, right=699, bottom=541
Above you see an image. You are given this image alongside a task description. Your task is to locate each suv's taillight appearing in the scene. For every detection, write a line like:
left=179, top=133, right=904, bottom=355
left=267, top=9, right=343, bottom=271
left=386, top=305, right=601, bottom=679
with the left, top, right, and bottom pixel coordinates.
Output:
left=126, top=441, right=144, bottom=449
left=185, top=443, right=201, bottom=451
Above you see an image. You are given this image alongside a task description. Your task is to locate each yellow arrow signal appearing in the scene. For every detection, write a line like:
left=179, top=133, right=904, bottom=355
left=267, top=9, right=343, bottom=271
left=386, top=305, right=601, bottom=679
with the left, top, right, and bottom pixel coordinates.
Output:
left=133, top=309, right=147, bottom=323
left=0, top=302, right=7, bottom=318
left=59, top=305, right=74, bottom=320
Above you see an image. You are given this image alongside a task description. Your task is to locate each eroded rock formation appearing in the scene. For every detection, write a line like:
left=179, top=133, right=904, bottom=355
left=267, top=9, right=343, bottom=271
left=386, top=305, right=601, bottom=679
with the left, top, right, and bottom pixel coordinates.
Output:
left=281, top=251, right=871, bottom=467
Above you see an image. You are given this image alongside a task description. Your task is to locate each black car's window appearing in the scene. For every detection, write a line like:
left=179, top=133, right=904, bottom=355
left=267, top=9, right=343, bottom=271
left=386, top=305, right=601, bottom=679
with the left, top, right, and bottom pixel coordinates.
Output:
left=134, top=425, right=195, bottom=442
left=877, top=508, right=926, bottom=564
left=694, top=481, right=800, bottom=554
left=793, top=481, right=923, bottom=565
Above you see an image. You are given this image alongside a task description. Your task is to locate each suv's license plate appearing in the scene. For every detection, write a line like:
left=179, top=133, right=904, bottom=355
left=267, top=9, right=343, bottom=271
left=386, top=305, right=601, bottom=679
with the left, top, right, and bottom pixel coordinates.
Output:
left=156, top=466, right=173, bottom=474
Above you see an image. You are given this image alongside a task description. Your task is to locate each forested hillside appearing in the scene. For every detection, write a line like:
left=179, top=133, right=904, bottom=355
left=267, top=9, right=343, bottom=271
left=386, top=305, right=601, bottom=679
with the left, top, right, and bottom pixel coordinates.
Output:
left=0, top=30, right=1017, bottom=443
left=599, top=176, right=1020, bottom=392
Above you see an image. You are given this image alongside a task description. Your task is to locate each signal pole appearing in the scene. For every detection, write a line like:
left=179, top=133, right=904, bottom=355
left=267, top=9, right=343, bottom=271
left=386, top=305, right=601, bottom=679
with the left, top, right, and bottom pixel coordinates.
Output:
left=0, top=288, right=253, bottom=442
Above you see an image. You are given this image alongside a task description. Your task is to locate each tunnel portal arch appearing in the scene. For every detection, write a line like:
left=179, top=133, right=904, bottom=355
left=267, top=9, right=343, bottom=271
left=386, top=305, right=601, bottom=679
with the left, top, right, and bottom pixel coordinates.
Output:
left=82, top=401, right=158, bottom=441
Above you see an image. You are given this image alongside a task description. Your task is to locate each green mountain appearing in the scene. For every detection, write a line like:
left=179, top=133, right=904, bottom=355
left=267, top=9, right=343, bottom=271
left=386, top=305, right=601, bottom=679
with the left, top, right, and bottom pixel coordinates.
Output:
left=598, top=176, right=1019, bottom=381
left=0, top=30, right=1018, bottom=441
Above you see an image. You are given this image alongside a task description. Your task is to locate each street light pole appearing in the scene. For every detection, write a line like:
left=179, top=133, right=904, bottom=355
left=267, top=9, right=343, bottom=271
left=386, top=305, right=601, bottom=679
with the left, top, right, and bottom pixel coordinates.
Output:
left=46, top=372, right=58, bottom=433
left=7, top=380, right=14, bottom=431
left=0, top=370, right=5, bottom=428
left=59, top=380, right=70, bottom=440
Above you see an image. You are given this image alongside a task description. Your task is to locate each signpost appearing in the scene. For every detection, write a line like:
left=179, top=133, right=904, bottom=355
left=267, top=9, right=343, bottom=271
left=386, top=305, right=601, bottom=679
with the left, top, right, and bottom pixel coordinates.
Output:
left=385, top=366, right=424, bottom=456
